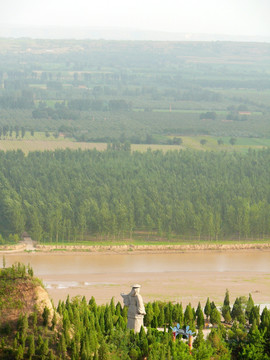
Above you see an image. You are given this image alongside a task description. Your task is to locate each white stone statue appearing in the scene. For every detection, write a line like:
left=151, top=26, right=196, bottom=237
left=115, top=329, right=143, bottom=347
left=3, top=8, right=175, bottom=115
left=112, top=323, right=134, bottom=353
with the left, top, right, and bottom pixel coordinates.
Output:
left=121, top=284, right=146, bottom=333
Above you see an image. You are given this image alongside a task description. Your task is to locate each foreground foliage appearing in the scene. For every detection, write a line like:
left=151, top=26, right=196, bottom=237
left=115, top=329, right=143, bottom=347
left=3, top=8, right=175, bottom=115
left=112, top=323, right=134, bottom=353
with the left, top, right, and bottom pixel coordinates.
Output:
left=0, top=265, right=270, bottom=359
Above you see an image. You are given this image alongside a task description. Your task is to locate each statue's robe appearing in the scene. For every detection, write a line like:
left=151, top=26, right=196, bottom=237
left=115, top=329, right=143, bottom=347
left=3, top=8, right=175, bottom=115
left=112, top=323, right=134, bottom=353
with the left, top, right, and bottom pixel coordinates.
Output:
left=122, top=292, right=145, bottom=332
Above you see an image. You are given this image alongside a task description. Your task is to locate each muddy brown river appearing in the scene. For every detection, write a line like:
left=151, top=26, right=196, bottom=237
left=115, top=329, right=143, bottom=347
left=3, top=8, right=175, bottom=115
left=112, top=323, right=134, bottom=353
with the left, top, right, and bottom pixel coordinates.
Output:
left=2, top=250, right=270, bottom=307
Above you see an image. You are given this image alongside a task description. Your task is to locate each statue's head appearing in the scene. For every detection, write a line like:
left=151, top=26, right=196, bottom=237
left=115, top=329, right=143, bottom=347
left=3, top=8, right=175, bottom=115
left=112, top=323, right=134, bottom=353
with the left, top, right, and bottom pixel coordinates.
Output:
left=131, top=284, right=141, bottom=295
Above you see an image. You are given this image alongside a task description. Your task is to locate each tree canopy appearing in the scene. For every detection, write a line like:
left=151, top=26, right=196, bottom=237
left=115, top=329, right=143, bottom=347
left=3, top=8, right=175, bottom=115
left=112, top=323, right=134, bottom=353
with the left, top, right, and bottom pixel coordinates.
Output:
left=1, top=148, right=270, bottom=242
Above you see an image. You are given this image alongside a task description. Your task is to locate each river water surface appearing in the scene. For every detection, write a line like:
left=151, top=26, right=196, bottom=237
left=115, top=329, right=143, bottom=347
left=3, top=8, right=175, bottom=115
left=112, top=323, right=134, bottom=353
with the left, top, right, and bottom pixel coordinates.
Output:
left=3, top=250, right=270, bottom=306
left=4, top=250, right=270, bottom=273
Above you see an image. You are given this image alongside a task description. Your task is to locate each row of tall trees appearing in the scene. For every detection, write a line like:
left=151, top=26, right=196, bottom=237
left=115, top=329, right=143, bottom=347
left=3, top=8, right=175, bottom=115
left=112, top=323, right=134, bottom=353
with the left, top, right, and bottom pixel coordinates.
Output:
left=1, top=148, right=270, bottom=242
left=0, top=125, right=28, bottom=139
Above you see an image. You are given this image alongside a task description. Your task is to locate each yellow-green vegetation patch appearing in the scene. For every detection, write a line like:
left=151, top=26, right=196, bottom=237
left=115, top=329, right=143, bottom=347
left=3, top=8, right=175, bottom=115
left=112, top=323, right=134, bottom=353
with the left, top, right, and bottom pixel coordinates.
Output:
left=1, top=135, right=270, bottom=154
left=40, top=238, right=270, bottom=247
left=132, top=143, right=182, bottom=152
left=0, top=139, right=107, bottom=154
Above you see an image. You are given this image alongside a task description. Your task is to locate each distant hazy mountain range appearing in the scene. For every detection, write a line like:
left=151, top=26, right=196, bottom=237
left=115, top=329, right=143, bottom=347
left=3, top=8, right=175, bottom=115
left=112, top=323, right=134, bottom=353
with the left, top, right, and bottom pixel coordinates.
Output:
left=0, top=26, right=269, bottom=42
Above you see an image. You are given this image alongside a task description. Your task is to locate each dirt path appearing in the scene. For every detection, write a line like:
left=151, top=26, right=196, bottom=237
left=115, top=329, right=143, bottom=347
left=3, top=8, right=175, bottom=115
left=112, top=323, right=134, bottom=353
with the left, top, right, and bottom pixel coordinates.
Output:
left=22, top=237, right=36, bottom=251
left=0, top=237, right=36, bottom=253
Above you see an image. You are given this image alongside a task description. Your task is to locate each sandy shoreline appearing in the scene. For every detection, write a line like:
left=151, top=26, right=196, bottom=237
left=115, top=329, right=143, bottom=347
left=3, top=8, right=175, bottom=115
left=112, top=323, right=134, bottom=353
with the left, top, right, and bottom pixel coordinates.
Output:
left=1, top=242, right=270, bottom=254
left=36, top=242, right=270, bottom=254
left=42, top=270, right=270, bottom=308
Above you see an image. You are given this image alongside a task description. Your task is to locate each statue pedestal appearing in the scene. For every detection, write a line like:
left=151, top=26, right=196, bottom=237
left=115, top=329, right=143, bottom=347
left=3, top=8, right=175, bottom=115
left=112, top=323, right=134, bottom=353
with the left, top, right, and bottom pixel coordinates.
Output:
left=127, top=314, right=144, bottom=333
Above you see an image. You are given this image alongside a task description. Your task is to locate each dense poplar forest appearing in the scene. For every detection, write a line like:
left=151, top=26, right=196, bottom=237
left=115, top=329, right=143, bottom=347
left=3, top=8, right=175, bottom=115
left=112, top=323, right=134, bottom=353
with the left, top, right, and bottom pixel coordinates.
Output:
left=1, top=264, right=270, bottom=359
left=1, top=147, right=270, bottom=242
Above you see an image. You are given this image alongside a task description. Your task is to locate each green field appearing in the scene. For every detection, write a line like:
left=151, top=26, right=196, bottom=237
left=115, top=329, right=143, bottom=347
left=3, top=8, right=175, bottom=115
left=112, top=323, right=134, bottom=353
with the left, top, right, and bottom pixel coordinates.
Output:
left=40, top=238, right=270, bottom=247
left=1, top=132, right=269, bottom=154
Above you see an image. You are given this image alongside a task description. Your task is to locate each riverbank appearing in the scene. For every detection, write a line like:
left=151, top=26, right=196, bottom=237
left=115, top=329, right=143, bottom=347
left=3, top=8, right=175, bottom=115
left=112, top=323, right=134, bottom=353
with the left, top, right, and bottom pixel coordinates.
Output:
left=2, top=241, right=269, bottom=254
left=0, top=243, right=27, bottom=252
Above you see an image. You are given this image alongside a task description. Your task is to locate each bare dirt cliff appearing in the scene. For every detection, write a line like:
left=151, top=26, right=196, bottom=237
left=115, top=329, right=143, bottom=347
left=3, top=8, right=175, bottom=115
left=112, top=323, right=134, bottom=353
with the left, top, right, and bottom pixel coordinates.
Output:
left=0, top=263, right=53, bottom=326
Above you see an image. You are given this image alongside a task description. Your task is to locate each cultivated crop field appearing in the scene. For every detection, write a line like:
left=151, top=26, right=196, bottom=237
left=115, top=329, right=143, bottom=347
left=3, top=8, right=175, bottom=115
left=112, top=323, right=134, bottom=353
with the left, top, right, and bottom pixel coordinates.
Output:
left=0, top=39, right=270, bottom=144
left=1, top=134, right=270, bottom=154
left=0, top=139, right=107, bottom=154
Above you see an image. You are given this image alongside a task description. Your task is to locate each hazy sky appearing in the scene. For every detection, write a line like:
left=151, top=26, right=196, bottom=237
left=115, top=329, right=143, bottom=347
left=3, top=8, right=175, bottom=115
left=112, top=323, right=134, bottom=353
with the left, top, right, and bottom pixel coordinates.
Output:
left=1, top=0, right=270, bottom=37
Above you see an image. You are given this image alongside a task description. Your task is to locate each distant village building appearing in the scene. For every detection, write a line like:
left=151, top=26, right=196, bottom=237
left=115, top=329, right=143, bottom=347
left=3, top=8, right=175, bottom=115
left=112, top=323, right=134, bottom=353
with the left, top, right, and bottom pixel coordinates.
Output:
left=21, top=231, right=30, bottom=239
left=238, top=111, right=251, bottom=115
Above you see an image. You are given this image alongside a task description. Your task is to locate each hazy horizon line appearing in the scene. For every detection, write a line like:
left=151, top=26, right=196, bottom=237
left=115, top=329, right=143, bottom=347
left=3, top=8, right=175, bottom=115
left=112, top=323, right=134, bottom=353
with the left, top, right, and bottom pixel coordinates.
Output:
left=0, top=25, right=269, bottom=43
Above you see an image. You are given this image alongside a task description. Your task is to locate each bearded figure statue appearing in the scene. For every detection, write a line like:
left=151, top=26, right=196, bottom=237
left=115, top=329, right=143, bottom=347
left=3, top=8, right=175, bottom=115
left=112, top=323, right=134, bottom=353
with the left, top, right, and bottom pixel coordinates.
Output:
left=121, top=284, right=146, bottom=333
